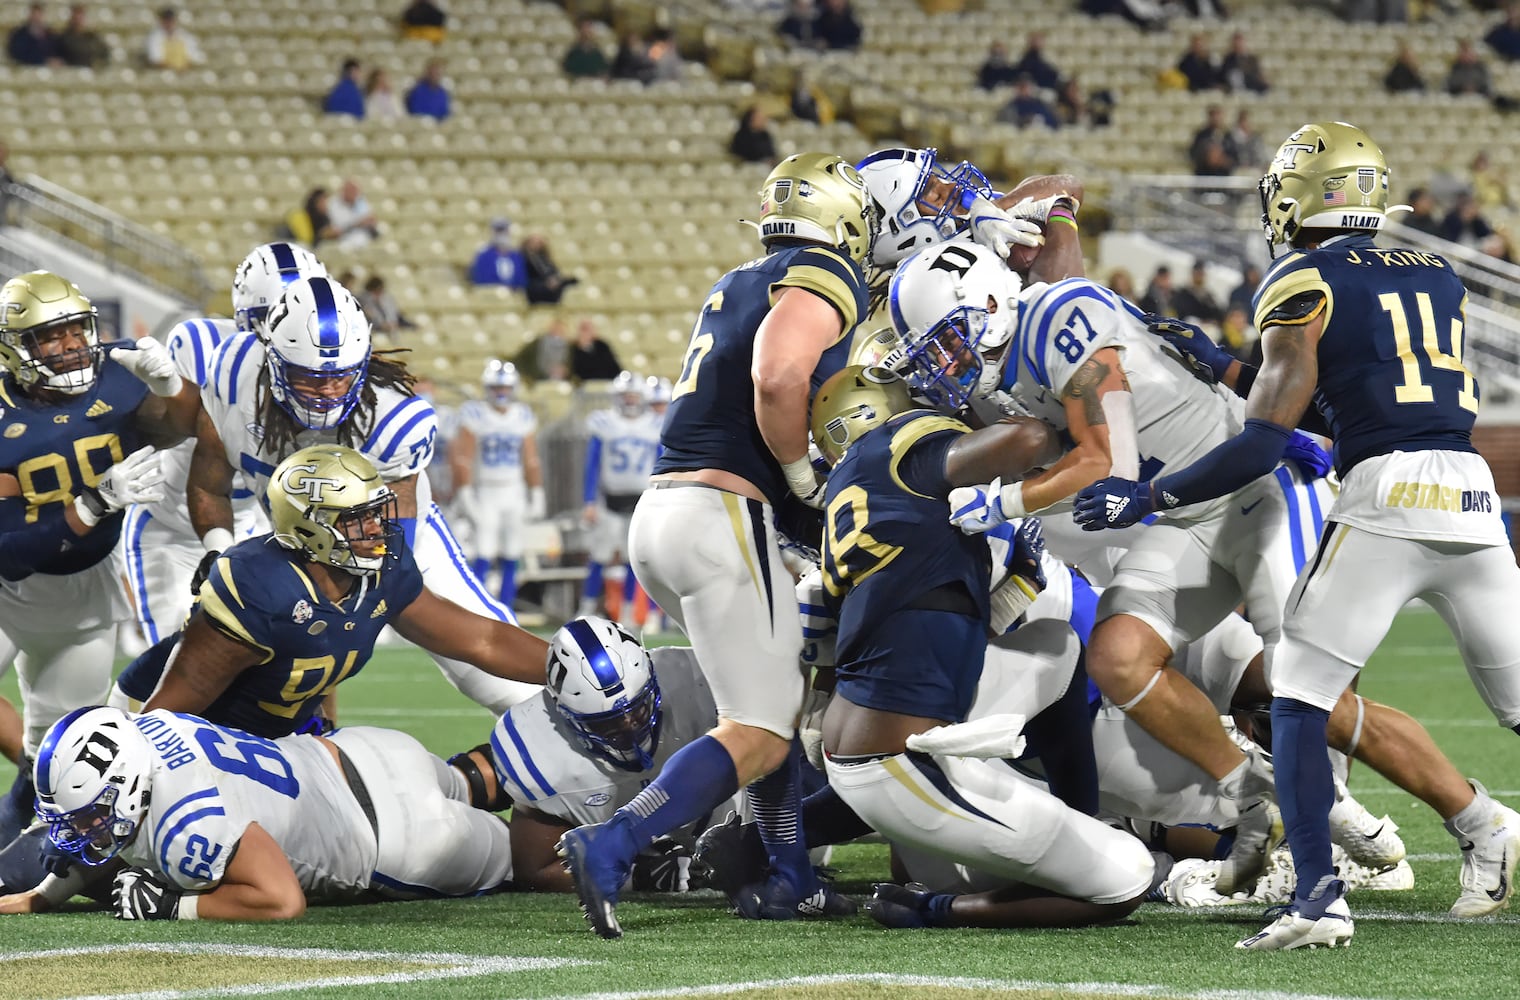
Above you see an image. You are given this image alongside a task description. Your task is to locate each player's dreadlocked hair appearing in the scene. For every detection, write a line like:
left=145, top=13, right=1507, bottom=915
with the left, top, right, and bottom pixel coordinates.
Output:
left=865, top=267, right=893, bottom=324
left=255, top=347, right=418, bottom=457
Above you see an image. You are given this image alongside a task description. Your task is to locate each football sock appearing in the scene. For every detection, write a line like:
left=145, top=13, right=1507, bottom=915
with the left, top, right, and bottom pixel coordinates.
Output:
left=1271, top=696, right=1335, bottom=906
left=749, top=738, right=815, bottom=888
left=1444, top=781, right=1496, bottom=838
left=583, top=562, right=605, bottom=601
left=1021, top=651, right=1100, bottom=815
left=622, top=565, right=637, bottom=604
left=802, top=782, right=874, bottom=847
left=469, top=557, right=491, bottom=586
left=612, top=735, right=738, bottom=850
left=0, top=768, right=35, bottom=847
left=498, top=559, right=518, bottom=608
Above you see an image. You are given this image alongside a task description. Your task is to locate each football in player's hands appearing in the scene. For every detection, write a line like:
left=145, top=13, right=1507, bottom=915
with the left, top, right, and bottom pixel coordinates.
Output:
left=1004, top=220, right=1045, bottom=276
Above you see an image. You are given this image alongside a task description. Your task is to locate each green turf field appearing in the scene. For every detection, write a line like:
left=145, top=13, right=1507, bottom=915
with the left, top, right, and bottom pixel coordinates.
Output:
left=2, top=610, right=1518, bottom=1000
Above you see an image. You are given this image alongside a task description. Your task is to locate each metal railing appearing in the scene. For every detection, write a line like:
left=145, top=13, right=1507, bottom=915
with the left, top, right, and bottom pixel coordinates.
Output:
left=1, top=176, right=213, bottom=307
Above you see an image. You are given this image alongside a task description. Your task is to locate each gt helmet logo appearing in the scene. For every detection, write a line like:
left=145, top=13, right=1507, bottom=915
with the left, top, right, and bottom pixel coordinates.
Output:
left=281, top=463, right=343, bottom=502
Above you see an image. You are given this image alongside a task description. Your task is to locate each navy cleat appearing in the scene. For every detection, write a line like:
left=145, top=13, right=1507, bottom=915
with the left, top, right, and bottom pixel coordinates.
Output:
left=865, top=882, right=942, bottom=929
left=734, top=869, right=857, bottom=921
left=556, top=822, right=637, bottom=940
left=692, top=811, right=767, bottom=901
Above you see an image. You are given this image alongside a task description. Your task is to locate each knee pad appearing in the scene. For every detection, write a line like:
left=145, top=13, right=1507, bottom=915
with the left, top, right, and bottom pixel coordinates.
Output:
left=447, top=744, right=513, bottom=812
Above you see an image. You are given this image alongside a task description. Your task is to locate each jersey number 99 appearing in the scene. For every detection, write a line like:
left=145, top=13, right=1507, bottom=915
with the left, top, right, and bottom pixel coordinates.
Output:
left=16, top=433, right=124, bottom=522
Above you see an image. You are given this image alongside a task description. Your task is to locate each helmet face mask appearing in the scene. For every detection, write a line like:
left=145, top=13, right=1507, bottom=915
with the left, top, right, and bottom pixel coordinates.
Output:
left=644, top=375, right=672, bottom=410
left=902, top=307, right=993, bottom=410
left=0, top=271, right=102, bottom=395
left=857, top=148, right=994, bottom=267
left=268, top=445, right=399, bottom=575
left=265, top=276, right=372, bottom=431
left=33, top=707, right=154, bottom=866
left=481, top=358, right=519, bottom=408
left=1259, top=121, right=1392, bottom=258
left=610, top=370, right=642, bottom=417
left=755, top=152, right=880, bottom=265
left=232, top=242, right=329, bottom=337
left=546, top=618, right=662, bottom=772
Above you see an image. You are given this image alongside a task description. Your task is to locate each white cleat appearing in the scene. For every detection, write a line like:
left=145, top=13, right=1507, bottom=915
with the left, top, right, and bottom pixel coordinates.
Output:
left=1330, top=778, right=1406, bottom=867
left=1349, top=859, right=1415, bottom=892
left=1164, top=858, right=1235, bottom=908
left=1236, top=879, right=1354, bottom=951
left=1450, top=801, right=1520, bottom=918
left=1218, top=798, right=1284, bottom=895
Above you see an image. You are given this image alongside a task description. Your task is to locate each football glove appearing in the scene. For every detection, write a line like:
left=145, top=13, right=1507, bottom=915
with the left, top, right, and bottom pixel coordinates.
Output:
left=1007, top=517, right=1047, bottom=591
left=189, top=549, right=220, bottom=597
left=948, top=477, right=1026, bottom=535
left=109, top=337, right=183, bottom=397
left=966, top=195, right=1044, bottom=261
left=112, top=868, right=182, bottom=921
left=528, top=486, right=546, bottom=520
left=630, top=837, right=693, bottom=892
left=796, top=568, right=837, bottom=670
left=75, top=446, right=164, bottom=527
left=1146, top=314, right=1234, bottom=386
left=1073, top=476, right=1154, bottom=531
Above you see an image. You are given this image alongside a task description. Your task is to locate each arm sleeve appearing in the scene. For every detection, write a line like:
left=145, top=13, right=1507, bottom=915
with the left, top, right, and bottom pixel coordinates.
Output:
left=887, top=418, right=970, bottom=499
left=770, top=246, right=868, bottom=340
left=0, top=501, right=75, bottom=582
left=582, top=436, right=603, bottom=503
left=1149, top=418, right=1292, bottom=511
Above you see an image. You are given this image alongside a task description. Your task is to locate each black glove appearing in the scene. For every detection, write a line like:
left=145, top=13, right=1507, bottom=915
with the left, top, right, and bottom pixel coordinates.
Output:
left=112, top=868, right=182, bottom=920
left=630, top=836, right=693, bottom=892
left=189, top=549, right=220, bottom=597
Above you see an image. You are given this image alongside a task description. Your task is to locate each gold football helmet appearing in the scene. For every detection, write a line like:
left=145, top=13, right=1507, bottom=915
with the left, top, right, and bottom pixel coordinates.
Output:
left=267, top=445, right=399, bottom=575
left=755, top=152, right=879, bottom=264
left=0, top=270, right=101, bottom=394
left=1260, top=121, right=1392, bottom=256
left=810, top=364, right=916, bottom=466
left=849, top=326, right=909, bottom=371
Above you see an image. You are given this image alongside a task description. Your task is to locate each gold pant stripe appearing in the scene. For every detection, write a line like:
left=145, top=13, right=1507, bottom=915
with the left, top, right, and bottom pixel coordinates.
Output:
left=721, top=491, right=764, bottom=605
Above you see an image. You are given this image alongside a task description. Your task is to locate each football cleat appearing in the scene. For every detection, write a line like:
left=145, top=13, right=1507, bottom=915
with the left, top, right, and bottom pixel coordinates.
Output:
left=865, top=882, right=940, bottom=928
left=1217, top=798, right=1284, bottom=895
left=1449, top=799, right=1520, bottom=918
left=691, top=811, right=767, bottom=901
left=1330, top=778, right=1405, bottom=867
left=556, top=821, right=638, bottom=940
left=1236, top=879, right=1354, bottom=951
left=734, top=869, right=857, bottom=922
left=1349, top=860, right=1415, bottom=892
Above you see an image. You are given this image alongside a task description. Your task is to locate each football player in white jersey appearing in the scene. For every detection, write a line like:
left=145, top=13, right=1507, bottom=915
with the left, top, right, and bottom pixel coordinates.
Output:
left=118, top=242, right=319, bottom=646
left=187, top=277, right=539, bottom=716
left=0, top=705, right=512, bottom=919
left=578, top=371, right=662, bottom=625
left=448, top=619, right=736, bottom=893
left=451, top=360, right=542, bottom=611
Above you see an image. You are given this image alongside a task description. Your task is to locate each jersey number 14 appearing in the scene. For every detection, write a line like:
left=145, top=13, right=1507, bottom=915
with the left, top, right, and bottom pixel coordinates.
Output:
left=1381, top=291, right=1477, bottom=413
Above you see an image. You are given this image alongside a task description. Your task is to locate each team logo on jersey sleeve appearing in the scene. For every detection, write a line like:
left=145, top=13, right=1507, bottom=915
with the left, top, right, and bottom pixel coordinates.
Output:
left=292, top=599, right=314, bottom=624
left=584, top=792, right=611, bottom=807
left=4, top=422, right=25, bottom=438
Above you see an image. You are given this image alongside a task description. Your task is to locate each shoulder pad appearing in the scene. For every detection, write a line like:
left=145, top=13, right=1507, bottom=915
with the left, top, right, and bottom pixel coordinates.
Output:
left=1261, top=290, right=1327, bottom=328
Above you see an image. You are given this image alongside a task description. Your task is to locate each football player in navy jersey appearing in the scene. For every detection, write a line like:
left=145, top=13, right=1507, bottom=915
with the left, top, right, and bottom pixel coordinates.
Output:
left=556, top=153, right=878, bottom=939
left=0, top=270, right=200, bottom=843
left=1076, top=122, right=1520, bottom=949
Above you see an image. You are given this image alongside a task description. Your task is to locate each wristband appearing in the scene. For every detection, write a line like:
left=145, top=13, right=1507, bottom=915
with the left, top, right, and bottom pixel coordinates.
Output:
left=1047, top=203, right=1078, bottom=229
left=997, top=480, right=1027, bottom=519
left=177, top=894, right=200, bottom=920
left=201, top=527, right=235, bottom=554
left=782, top=457, right=818, bottom=495
left=73, top=492, right=107, bottom=528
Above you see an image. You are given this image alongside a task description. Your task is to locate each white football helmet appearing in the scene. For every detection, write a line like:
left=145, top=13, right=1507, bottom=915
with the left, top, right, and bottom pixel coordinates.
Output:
left=888, top=241, right=1022, bottom=410
left=644, top=375, right=672, bottom=409
left=856, top=147, right=995, bottom=268
left=611, top=370, right=643, bottom=417
left=265, top=276, right=373, bottom=431
left=482, top=358, right=519, bottom=408
left=546, top=617, right=662, bottom=772
left=34, top=707, right=155, bottom=866
left=232, top=242, right=328, bottom=337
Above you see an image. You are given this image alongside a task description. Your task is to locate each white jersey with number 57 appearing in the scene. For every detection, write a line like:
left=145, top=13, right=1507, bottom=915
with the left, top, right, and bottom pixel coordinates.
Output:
left=992, top=278, right=1245, bottom=508
left=120, top=710, right=376, bottom=899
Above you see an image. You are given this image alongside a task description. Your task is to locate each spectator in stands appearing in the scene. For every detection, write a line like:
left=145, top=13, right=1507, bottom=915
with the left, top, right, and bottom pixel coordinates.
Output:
left=729, top=105, right=778, bottom=164
left=400, top=0, right=446, bottom=43
left=1220, top=31, right=1269, bottom=93
left=328, top=178, right=379, bottom=251
left=1055, top=76, right=1113, bottom=127
left=57, top=5, right=108, bottom=68
left=647, top=28, right=682, bottom=83
left=8, top=4, right=59, bottom=66
left=570, top=320, right=623, bottom=382
left=1107, top=268, right=1138, bottom=304
left=523, top=234, right=578, bottom=306
left=563, top=17, right=609, bottom=79
left=365, top=68, right=403, bottom=121
left=814, top=0, right=862, bottom=51
left=1441, top=191, right=1495, bottom=248
left=1174, top=261, right=1224, bottom=325
left=521, top=317, right=571, bottom=382
left=1487, top=4, right=1520, bottom=60
left=1220, top=305, right=1256, bottom=363
left=1188, top=105, right=1237, bottom=176
left=1140, top=265, right=1177, bottom=316
left=791, top=69, right=834, bottom=124
left=144, top=7, right=204, bottom=71
left=1012, top=31, right=1062, bottom=90
left=323, top=58, right=367, bottom=118
left=1447, top=38, right=1492, bottom=96
left=1227, top=264, right=1261, bottom=314
left=1384, top=41, right=1425, bottom=92
left=1469, top=150, right=1513, bottom=209
left=358, top=275, right=415, bottom=339
left=284, top=187, right=339, bottom=249
left=1480, top=230, right=1515, bottom=263
left=1082, top=0, right=1168, bottom=31
left=1177, top=33, right=1221, bottom=92
left=1402, top=187, right=1443, bottom=236
left=778, top=0, right=819, bottom=48
left=1231, top=108, right=1263, bottom=169
left=978, top=41, right=1018, bottom=90
left=406, top=58, right=451, bottom=120
left=996, top=76, right=1059, bottom=129
left=470, top=218, right=528, bottom=290
left=610, top=31, right=655, bottom=83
